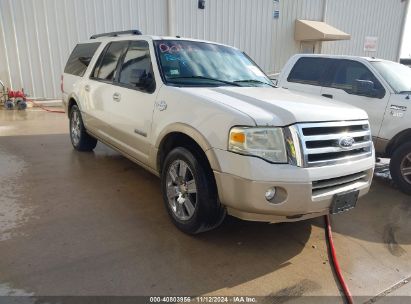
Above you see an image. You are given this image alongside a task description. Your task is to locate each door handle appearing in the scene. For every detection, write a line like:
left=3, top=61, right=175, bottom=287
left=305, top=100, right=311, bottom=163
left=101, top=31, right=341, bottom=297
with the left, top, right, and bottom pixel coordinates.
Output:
left=113, top=93, right=121, bottom=102
left=322, top=94, right=333, bottom=99
left=84, top=85, right=90, bottom=92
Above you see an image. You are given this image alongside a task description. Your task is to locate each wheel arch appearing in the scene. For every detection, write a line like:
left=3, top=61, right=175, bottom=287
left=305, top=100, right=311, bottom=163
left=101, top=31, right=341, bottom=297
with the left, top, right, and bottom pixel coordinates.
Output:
left=67, top=96, right=79, bottom=118
left=155, top=123, right=221, bottom=174
left=385, top=129, right=411, bottom=157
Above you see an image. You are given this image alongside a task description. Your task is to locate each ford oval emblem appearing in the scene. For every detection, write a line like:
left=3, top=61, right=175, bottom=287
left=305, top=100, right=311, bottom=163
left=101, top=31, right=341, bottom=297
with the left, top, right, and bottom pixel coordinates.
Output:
left=339, top=136, right=355, bottom=149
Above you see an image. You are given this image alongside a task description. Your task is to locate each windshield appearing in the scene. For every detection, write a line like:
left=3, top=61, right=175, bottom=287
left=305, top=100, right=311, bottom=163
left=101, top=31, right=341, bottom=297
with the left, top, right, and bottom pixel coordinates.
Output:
left=371, top=61, right=411, bottom=93
left=154, top=40, right=273, bottom=87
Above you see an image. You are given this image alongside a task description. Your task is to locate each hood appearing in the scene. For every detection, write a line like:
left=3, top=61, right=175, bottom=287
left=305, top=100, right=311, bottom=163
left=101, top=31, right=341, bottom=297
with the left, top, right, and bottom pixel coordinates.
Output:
left=180, top=87, right=368, bottom=126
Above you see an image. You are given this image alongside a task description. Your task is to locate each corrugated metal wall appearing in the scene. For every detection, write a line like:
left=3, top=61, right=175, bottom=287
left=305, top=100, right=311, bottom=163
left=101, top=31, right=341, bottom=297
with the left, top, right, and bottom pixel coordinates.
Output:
left=0, top=0, right=167, bottom=99
left=170, top=0, right=324, bottom=74
left=0, top=0, right=407, bottom=98
left=171, top=0, right=277, bottom=73
left=322, top=0, right=406, bottom=60
left=268, top=0, right=324, bottom=73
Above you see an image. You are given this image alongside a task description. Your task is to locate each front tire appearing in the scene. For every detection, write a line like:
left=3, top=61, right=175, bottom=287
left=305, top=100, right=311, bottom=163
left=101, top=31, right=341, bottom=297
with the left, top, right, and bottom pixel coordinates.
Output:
left=390, top=142, right=411, bottom=195
left=69, top=105, right=97, bottom=151
left=161, top=147, right=226, bottom=234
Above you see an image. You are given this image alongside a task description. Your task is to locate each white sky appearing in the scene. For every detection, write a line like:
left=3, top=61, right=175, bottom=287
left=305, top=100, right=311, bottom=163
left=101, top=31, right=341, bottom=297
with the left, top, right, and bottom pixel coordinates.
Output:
left=402, top=5, right=411, bottom=58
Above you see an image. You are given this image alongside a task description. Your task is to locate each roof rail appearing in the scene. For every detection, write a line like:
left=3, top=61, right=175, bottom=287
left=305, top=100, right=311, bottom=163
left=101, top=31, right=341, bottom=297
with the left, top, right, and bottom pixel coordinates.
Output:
left=90, top=30, right=142, bottom=39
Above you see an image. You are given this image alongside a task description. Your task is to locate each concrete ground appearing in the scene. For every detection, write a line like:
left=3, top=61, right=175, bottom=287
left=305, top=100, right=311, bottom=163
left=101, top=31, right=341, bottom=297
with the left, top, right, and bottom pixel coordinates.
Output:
left=0, top=108, right=410, bottom=303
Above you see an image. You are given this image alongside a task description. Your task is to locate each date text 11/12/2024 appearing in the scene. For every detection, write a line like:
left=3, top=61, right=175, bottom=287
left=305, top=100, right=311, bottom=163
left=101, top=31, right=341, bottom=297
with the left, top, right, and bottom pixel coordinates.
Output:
left=149, top=297, right=257, bottom=303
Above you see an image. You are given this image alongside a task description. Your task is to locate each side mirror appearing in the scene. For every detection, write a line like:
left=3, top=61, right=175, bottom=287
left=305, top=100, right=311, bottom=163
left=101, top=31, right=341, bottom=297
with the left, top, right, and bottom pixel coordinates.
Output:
left=352, top=79, right=374, bottom=96
left=142, top=74, right=155, bottom=92
left=268, top=72, right=280, bottom=86
left=270, top=78, right=278, bottom=86
left=129, top=69, right=155, bottom=92
left=129, top=69, right=146, bottom=87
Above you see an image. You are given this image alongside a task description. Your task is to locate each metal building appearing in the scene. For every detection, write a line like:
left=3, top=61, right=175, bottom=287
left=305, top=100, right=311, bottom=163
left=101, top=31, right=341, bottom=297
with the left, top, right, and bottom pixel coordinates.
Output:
left=0, top=0, right=408, bottom=99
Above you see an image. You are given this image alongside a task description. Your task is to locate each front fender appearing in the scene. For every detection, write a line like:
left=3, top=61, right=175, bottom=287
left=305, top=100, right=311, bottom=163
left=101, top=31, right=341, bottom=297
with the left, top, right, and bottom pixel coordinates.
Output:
left=153, top=122, right=222, bottom=172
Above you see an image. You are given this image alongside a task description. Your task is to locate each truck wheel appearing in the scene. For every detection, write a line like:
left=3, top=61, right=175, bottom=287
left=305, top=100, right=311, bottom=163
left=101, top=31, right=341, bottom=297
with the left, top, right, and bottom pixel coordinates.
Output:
left=390, top=142, right=411, bottom=195
left=161, top=147, right=226, bottom=234
left=69, top=105, right=97, bottom=151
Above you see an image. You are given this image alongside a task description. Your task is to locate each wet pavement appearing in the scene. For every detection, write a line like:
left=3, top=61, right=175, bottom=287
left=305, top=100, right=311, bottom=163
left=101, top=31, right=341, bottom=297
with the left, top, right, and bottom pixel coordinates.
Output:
left=0, top=109, right=410, bottom=303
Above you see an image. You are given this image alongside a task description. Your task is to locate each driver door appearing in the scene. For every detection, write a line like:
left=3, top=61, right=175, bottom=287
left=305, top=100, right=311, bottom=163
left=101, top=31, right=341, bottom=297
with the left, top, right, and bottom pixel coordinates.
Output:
left=105, top=40, right=157, bottom=163
left=321, top=59, right=389, bottom=136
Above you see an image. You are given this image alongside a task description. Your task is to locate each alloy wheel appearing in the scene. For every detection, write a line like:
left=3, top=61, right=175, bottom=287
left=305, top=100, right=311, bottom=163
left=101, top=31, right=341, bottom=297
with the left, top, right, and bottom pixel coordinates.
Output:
left=165, top=159, right=198, bottom=221
left=71, top=110, right=81, bottom=146
left=400, top=153, right=411, bottom=184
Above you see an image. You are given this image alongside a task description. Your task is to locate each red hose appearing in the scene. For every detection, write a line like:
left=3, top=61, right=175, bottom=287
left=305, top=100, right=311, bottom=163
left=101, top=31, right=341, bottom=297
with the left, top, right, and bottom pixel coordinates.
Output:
left=325, top=214, right=354, bottom=304
left=27, top=99, right=65, bottom=114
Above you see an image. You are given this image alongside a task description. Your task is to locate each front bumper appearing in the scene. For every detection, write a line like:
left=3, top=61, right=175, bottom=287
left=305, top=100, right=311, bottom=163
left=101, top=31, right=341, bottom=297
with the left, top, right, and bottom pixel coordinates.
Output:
left=212, top=149, right=374, bottom=223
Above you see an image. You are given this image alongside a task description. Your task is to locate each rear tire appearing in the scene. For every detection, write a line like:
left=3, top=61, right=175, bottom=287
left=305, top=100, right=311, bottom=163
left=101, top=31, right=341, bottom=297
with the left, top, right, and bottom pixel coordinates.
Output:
left=69, top=105, right=97, bottom=151
left=390, top=142, right=411, bottom=195
left=161, top=147, right=226, bottom=234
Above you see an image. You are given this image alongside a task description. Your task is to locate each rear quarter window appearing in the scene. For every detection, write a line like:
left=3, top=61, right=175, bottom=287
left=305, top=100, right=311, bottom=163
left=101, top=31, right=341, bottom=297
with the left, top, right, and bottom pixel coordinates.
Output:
left=287, top=57, right=331, bottom=86
left=64, top=42, right=101, bottom=76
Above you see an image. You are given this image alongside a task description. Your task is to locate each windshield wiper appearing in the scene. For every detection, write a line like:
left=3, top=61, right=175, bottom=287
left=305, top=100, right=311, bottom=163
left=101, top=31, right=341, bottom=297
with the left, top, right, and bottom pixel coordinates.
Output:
left=399, top=90, right=411, bottom=94
left=234, top=79, right=275, bottom=87
left=168, top=76, right=241, bottom=86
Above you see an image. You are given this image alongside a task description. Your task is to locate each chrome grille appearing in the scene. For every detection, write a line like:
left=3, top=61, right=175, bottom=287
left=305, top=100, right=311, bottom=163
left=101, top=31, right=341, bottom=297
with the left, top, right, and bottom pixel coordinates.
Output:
left=312, top=171, right=369, bottom=197
left=312, top=171, right=368, bottom=191
left=287, top=120, right=373, bottom=167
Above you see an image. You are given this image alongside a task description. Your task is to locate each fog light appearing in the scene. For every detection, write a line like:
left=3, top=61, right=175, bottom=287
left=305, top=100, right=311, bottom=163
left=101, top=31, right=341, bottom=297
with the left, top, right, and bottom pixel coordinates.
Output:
left=265, top=187, right=276, bottom=201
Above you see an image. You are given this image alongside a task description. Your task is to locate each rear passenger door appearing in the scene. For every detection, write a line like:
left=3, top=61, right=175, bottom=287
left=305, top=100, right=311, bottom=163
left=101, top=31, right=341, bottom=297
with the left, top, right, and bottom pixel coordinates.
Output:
left=321, top=59, right=389, bottom=136
left=282, top=57, right=330, bottom=95
left=63, top=41, right=101, bottom=118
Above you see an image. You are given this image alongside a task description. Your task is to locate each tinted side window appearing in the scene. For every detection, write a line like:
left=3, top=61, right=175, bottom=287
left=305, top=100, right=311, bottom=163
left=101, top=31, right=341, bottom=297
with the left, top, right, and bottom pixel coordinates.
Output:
left=118, top=41, right=155, bottom=92
left=91, top=46, right=106, bottom=79
left=287, top=57, right=331, bottom=86
left=94, top=42, right=128, bottom=81
left=64, top=43, right=101, bottom=76
left=330, top=60, right=384, bottom=95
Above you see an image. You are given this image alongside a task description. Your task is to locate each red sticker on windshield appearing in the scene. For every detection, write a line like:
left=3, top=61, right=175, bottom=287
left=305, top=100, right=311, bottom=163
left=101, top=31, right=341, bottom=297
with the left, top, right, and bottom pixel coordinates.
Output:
left=159, top=43, right=183, bottom=54
left=159, top=43, right=170, bottom=53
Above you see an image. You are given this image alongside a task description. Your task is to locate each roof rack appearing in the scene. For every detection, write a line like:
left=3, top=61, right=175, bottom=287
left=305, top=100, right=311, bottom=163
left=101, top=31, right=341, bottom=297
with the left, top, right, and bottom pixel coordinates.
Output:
left=90, top=30, right=142, bottom=39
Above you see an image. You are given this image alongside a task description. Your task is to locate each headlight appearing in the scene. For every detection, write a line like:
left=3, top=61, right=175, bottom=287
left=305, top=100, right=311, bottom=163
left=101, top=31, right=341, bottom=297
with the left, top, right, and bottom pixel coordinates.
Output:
left=228, top=127, right=287, bottom=163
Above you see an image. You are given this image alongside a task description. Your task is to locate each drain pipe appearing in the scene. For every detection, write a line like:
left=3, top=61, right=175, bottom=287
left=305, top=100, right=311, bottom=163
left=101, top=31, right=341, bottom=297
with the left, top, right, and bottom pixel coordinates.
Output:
left=317, top=0, right=328, bottom=54
left=167, top=0, right=176, bottom=37
left=397, top=0, right=410, bottom=62
left=322, top=0, right=328, bottom=22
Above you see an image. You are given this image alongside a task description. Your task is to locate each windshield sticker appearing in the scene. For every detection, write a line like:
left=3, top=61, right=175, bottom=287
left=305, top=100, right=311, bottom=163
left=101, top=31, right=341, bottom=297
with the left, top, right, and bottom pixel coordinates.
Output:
left=164, top=53, right=188, bottom=66
left=159, top=43, right=170, bottom=52
left=164, top=54, right=181, bottom=61
left=159, top=43, right=183, bottom=54
left=159, top=43, right=196, bottom=54
left=170, top=69, right=180, bottom=76
left=247, top=65, right=265, bottom=77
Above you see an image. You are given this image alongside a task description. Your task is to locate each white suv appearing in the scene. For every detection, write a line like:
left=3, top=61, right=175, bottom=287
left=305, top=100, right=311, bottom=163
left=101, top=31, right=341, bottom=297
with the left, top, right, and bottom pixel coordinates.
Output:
left=278, top=54, right=411, bottom=194
left=62, top=31, right=375, bottom=234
